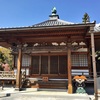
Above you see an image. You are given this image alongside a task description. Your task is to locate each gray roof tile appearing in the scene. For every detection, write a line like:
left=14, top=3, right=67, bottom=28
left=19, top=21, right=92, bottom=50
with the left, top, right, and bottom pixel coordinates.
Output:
left=33, top=19, right=74, bottom=27
left=94, top=24, right=100, bottom=32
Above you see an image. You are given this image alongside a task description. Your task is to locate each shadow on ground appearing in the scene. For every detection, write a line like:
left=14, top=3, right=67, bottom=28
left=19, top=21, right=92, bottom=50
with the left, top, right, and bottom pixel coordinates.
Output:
left=72, top=82, right=94, bottom=95
left=85, top=83, right=94, bottom=95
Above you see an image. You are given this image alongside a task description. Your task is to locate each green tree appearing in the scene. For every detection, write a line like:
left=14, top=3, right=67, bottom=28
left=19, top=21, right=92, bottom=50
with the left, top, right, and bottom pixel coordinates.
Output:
left=82, top=13, right=90, bottom=23
left=0, top=47, right=13, bottom=70
left=0, top=51, right=5, bottom=70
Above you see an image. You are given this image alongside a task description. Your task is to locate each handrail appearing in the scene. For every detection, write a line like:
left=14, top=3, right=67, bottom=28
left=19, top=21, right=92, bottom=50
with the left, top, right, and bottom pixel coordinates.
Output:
left=0, top=71, right=16, bottom=79
left=0, top=71, right=99, bottom=80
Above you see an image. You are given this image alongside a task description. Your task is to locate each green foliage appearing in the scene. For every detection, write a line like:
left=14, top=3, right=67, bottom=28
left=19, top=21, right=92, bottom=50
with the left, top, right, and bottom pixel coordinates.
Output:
left=95, top=51, right=100, bottom=60
left=0, top=51, right=5, bottom=63
left=82, top=13, right=90, bottom=23
left=0, top=51, right=5, bottom=70
left=0, top=47, right=13, bottom=70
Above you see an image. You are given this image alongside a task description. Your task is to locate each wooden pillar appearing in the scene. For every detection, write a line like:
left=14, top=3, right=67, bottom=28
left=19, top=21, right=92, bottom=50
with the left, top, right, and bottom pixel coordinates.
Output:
left=16, top=45, right=22, bottom=90
left=90, top=28, right=98, bottom=99
left=87, top=43, right=92, bottom=77
left=67, top=43, right=73, bottom=94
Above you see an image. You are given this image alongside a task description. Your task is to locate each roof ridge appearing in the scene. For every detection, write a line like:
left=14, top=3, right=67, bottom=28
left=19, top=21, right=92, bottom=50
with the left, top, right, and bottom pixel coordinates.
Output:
left=57, top=19, right=74, bottom=24
left=33, top=20, right=50, bottom=26
left=33, top=18, right=74, bottom=27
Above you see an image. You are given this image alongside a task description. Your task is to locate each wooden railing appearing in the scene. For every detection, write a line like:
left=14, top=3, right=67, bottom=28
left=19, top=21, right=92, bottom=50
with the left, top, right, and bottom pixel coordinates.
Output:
left=0, top=71, right=16, bottom=90
left=72, top=71, right=100, bottom=78
left=72, top=71, right=100, bottom=83
left=0, top=71, right=16, bottom=79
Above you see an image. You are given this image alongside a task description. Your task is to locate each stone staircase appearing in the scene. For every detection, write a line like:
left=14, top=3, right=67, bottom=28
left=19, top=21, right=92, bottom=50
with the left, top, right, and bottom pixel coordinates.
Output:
left=37, top=80, right=67, bottom=89
left=29, top=78, right=68, bottom=89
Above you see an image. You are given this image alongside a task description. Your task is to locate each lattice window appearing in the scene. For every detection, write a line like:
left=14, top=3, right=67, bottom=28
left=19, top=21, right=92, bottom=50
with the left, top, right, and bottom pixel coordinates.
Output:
left=15, top=54, right=31, bottom=67
left=71, top=54, right=88, bottom=67
left=22, top=54, right=31, bottom=67
left=79, top=55, right=88, bottom=66
left=71, top=55, right=79, bottom=66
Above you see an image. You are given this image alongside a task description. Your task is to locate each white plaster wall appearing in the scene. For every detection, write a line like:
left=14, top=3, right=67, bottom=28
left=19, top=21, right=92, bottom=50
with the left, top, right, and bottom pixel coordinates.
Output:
left=14, top=68, right=29, bottom=76
left=71, top=69, right=89, bottom=76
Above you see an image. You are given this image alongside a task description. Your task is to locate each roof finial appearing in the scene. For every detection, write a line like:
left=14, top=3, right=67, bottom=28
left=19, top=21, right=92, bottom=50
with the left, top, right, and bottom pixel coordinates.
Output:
left=52, top=7, right=57, bottom=15
left=49, top=7, right=59, bottom=20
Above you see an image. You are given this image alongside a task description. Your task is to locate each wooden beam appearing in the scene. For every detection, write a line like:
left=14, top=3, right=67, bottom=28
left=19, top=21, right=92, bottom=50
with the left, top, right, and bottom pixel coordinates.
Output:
left=72, top=66, right=89, bottom=69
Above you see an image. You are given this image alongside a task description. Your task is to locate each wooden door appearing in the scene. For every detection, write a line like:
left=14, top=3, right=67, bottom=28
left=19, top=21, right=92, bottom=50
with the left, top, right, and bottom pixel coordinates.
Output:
left=31, top=56, right=39, bottom=74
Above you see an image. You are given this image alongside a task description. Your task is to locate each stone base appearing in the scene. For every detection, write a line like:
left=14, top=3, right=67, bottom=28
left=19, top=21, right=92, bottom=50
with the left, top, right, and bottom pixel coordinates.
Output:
left=15, top=88, right=22, bottom=91
left=68, top=84, right=73, bottom=94
left=0, top=86, right=3, bottom=91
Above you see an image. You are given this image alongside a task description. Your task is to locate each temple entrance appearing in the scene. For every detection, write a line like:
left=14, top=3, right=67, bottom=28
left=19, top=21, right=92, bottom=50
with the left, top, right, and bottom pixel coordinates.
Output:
left=31, top=55, right=67, bottom=76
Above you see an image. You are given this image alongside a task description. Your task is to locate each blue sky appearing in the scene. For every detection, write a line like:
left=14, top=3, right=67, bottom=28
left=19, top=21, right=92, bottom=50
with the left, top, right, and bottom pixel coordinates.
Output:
left=0, top=0, right=99, bottom=27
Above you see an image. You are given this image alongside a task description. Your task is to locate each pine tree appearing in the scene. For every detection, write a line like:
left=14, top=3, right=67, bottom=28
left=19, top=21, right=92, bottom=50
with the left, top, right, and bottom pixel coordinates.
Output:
left=82, top=13, right=90, bottom=23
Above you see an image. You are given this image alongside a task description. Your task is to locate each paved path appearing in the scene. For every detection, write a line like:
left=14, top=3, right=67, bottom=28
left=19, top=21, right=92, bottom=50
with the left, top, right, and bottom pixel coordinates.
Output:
left=0, top=94, right=91, bottom=100
left=0, top=88, right=95, bottom=100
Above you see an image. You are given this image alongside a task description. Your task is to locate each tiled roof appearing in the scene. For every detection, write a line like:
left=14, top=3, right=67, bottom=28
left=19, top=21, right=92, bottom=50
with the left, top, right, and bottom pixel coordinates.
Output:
left=33, top=18, right=100, bottom=33
left=33, top=19, right=74, bottom=27
left=94, top=23, right=100, bottom=32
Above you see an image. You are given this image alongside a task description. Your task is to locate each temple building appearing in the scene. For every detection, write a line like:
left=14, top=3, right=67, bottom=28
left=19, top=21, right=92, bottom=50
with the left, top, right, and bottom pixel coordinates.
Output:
left=0, top=7, right=100, bottom=93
